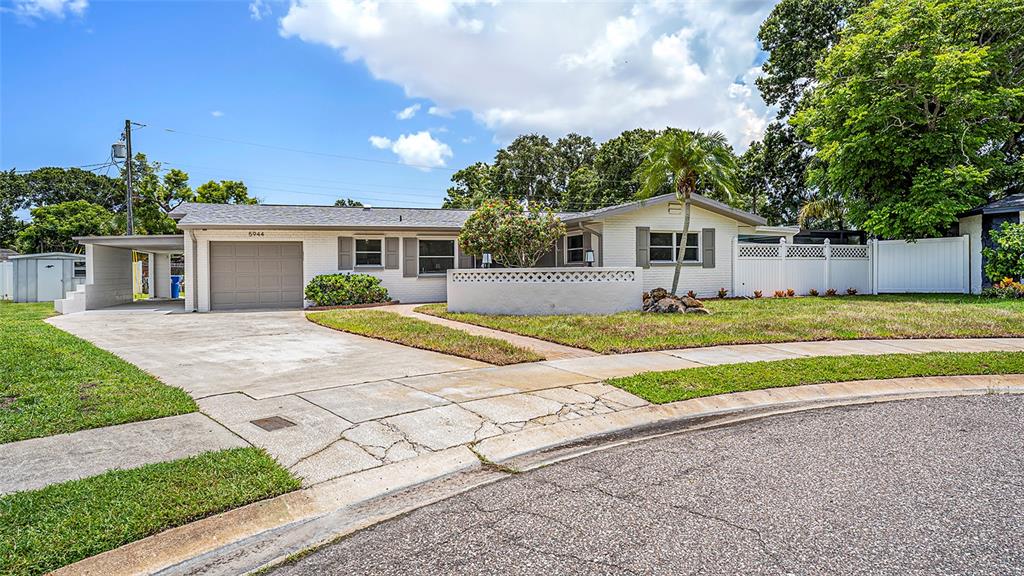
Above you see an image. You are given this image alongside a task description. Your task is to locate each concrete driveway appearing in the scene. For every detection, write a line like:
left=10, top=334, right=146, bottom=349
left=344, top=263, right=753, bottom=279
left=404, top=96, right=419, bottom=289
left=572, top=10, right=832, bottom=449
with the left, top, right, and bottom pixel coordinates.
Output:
left=48, top=305, right=486, bottom=400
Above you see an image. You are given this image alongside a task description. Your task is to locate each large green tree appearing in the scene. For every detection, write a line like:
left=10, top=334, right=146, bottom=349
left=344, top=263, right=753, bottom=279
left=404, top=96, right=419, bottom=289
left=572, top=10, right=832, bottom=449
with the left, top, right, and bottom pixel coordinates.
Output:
left=591, top=128, right=660, bottom=208
left=793, top=0, right=1024, bottom=239
left=16, top=201, right=117, bottom=253
left=737, top=123, right=814, bottom=225
left=491, top=134, right=560, bottom=207
left=442, top=162, right=495, bottom=209
left=0, top=170, right=28, bottom=248
left=637, top=130, right=739, bottom=295
left=18, top=167, right=124, bottom=212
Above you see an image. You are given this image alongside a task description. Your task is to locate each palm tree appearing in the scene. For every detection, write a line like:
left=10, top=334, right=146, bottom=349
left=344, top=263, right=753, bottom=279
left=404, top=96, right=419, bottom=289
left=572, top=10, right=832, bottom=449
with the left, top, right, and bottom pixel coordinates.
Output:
left=798, top=195, right=847, bottom=229
left=637, top=130, right=738, bottom=295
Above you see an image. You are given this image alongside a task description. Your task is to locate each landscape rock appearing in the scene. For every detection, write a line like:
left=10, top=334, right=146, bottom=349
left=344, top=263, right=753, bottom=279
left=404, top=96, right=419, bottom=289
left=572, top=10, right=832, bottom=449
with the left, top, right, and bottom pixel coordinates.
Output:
left=642, top=288, right=711, bottom=314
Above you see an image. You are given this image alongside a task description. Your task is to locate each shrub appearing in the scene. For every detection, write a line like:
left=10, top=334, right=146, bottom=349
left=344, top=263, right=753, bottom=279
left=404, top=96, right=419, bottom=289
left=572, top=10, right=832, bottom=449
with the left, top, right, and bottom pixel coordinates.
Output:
left=304, top=274, right=390, bottom=307
left=808, top=288, right=819, bottom=296
left=786, top=288, right=796, bottom=297
left=773, top=290, right=786, bottom=298
left=458, top=199, right=566, bottom=267
left=717, top=288, right=728, bottom=298
left=687, top=290, right=697, bottom=299
left=982, top=277, right=1024, bottom=299
left=846, top=287, right=858, bottom=295
left=753, top=290, right=763, bottom=298
left=982, top=222, right=1024, bottom=282
left=825, top=288, right=838, bottom=296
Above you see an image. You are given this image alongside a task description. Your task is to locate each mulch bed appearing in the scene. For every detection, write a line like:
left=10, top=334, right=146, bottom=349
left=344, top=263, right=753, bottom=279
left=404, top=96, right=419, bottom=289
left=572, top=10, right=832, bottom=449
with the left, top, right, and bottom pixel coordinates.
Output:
left=305, top=300, right=401, bottom=312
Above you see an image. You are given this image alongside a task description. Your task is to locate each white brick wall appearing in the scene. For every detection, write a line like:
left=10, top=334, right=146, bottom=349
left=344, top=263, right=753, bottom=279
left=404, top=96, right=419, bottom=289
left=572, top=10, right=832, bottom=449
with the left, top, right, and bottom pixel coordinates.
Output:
left=600, top=203, right=741, bottom=297
left=189, top=229, right=455, bottom=312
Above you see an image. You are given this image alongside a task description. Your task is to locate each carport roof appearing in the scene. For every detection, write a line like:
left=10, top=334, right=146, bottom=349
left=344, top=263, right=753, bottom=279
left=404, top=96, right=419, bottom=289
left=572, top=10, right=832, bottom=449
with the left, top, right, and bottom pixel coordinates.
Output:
left=75, top=234, right=185, bottom=252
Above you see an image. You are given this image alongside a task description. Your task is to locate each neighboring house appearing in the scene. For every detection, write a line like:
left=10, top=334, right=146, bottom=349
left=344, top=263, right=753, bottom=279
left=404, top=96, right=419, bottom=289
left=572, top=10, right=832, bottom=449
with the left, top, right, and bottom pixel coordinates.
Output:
left=959, top=193, right=1024, bottom=291
left=150, top=193, right=790, bottom=312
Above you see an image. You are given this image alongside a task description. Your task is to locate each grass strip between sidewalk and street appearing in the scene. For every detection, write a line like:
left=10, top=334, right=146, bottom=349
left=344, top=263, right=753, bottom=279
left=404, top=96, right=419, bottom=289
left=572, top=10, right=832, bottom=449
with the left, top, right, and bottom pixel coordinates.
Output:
left=307, top=309, right=544, bottom=365
left=416, top=295, right=1024, bottom=353
left=609, top=351, right=1024, bottom=404
left=0, top=447, right=300, bottom=576
left=0, top=301, right=197, bottom=444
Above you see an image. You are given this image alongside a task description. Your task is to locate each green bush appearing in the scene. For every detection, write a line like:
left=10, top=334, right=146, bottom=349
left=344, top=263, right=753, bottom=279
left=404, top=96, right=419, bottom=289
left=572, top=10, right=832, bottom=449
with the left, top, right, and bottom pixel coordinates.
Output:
left=304, top=274, right=390, bottom=307
left=983, top=222, right=1024, bottom=283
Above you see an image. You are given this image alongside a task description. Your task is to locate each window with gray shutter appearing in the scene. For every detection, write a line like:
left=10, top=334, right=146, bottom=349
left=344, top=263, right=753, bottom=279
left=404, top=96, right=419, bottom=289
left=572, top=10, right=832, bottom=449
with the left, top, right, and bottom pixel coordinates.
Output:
left=702, top=228, right=716, bottom=268
left=402, top=237, right=417, bottom=277
left=338, top=237, right=354, bottom=270
left=636, top=227, right=650, bottom=268
left=384, top=237, right=400, bottom=269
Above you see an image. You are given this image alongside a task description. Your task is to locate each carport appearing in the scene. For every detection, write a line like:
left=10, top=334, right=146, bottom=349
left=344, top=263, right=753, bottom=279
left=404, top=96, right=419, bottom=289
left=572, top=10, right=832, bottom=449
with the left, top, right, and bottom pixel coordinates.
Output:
left=58, top=235, right=185, bottom=313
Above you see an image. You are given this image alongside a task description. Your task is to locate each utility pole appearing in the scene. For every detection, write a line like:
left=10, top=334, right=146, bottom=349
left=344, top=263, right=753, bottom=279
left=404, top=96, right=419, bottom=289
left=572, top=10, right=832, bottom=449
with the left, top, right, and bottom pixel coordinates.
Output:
left=124, top=119, right=134, bottom=236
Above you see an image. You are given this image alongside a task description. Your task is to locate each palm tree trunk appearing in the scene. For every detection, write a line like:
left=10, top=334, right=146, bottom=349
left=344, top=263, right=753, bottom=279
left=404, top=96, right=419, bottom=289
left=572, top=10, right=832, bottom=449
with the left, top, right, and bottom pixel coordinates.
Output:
left=671, top=189, right=691, bottom=295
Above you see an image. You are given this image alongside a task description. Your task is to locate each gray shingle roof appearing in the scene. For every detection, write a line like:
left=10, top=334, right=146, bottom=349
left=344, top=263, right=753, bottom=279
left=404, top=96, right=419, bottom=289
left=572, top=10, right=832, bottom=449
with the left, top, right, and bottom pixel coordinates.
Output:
left=961, top=193, right=1024, bottom=217
left=561, top=192, right=767, bottom=226
left=170, top=203, right=481, bottom=229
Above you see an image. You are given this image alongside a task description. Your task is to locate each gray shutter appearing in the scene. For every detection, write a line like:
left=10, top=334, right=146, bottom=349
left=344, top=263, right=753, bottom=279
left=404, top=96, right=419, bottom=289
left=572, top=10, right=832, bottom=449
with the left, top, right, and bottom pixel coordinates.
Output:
left=457, top=243, right=474, bottom=269
left=636, top=227, right=650, bottom=269
left=702, top=228, right=716, bottom=269
left=583, top=232, right=592, bottom=251
left=403, top=237, right=418, bottom=277
left=338, top=237, right=354, bottom=270
left=384, top=237, right=400, bottom=269
left=555, top=237, right=565, bottom=267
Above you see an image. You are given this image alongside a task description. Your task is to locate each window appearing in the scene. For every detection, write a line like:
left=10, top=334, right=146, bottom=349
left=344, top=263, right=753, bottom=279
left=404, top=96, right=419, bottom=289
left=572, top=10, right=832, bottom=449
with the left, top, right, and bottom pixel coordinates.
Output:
left=73, top=261, right=86, bottom=278
left=355, top=238, right=382, bottom=267
left=566, top=234, right=585, bottom=263
left=649, top=232, right=700, bottom=263
left=418, top=239, right=455, bottom=274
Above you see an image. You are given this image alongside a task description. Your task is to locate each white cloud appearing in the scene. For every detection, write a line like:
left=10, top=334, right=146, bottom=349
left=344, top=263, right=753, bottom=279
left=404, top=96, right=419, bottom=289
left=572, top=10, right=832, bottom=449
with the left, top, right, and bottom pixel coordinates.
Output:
left=369, top=131, right=452, bottom=170
left=427, top=106, right=453, bottom=118
left=8, top=0, right=87, bottom=20
left=249, top=0, right=271, bottom=21
left=279, top=1, right=775, bottom=150
left=210, top=110, right=225, bottom=118
left=396, top=103, right=421, bottom=120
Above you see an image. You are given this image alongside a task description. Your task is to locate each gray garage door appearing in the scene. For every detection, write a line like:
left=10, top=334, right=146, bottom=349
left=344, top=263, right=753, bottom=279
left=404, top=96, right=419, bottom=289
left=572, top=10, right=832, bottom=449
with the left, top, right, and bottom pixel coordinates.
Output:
left=210, top=242, right=303, bottom=310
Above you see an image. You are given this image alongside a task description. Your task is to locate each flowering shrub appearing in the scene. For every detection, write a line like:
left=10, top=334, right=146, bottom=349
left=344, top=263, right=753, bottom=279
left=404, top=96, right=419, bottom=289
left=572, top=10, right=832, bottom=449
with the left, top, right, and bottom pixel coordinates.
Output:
left=786, top=288, right=796, bottom=297
left=717, top=288, right=729, bottom=298
left=825, top=288, right=838, bottom=296
left=773, top=290, right=786, bottom=298
left=846, top=287, right=858, bottom=295
left=808, top=288, right=819, bottom=296
left=982, top=277, right=1024, bottom=299
left=304, top=274, right=390, bottom=307
left=458, top=199, right=566, bottom=268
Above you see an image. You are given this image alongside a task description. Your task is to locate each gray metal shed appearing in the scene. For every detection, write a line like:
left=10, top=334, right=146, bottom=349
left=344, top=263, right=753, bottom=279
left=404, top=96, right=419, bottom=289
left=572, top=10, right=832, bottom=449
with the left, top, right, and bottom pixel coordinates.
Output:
left=8, top=252, right=86, bottom=303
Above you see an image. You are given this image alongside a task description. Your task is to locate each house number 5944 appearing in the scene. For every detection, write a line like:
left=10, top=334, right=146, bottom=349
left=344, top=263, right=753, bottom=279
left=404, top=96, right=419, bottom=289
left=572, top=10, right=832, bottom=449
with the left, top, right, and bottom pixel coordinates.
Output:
left=248, top=231, right=265, bottom=237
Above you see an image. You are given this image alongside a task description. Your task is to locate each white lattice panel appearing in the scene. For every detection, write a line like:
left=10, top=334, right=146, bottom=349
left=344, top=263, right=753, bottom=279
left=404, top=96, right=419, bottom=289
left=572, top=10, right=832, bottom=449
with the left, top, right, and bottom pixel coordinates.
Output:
left=450, top=269, right=637, bottom=284
left=831, top=245, right=868, bottom=259
left=787, top=245, right=825, bottom=258
left=737, top=244, right=781, bottom=258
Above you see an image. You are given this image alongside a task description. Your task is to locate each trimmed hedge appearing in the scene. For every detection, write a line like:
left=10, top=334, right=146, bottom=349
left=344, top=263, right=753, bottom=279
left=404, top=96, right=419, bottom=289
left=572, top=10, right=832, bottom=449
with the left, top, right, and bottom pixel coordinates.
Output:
left=304, top=274, right=390, bottom=307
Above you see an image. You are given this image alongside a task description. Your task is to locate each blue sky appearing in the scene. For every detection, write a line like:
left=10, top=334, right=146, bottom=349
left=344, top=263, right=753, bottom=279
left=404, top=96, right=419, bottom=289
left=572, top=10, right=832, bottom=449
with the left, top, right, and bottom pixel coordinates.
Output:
left=1, top=0, right=775, bottom=209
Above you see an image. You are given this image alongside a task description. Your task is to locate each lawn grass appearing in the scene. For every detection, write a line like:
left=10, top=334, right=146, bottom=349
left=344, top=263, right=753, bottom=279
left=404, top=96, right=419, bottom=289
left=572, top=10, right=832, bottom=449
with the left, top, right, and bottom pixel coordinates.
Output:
left=307, top=309, right=544, bottom=365
left=0, top=302, right=197, bottom=443
left=610, top=351, right=1024, bottom=404
left=417, top=295, right=1024, bottom=353
left=0, top=447, right=300, bottom=576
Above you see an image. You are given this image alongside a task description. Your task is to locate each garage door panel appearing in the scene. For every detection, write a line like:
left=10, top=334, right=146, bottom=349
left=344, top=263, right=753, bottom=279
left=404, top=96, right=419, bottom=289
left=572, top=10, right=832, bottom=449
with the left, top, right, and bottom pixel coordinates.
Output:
left=210, top=241, right=303, bottom=310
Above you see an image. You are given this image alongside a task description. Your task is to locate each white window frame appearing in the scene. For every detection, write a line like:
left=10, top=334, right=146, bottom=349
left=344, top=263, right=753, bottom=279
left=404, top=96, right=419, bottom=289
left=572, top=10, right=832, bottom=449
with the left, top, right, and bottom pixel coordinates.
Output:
left=354, top=237, right=384, bottom=268
left=418, top=238, right=456, bottom=275
left=73, top=261, right=87, bottom=278
left=649, top=231, right=701, bottom=264
left=566, top=233, right=585, bottom=264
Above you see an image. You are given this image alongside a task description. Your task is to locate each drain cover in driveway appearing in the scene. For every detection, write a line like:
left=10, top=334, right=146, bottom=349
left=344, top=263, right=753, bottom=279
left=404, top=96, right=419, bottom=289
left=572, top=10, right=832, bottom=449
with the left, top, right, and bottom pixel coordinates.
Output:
left=250, top=416, right=296, bottom=431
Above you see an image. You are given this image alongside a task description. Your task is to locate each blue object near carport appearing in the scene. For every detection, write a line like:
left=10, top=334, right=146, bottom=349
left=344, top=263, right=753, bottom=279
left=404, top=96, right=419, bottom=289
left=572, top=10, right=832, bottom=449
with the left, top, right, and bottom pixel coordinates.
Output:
left=171, top=275, right=183, bottom=298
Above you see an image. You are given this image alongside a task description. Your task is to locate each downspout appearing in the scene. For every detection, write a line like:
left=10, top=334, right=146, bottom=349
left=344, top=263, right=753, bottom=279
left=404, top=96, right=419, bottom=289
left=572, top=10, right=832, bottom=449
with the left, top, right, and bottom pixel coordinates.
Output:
left=579, top=222, right=603, bottom=267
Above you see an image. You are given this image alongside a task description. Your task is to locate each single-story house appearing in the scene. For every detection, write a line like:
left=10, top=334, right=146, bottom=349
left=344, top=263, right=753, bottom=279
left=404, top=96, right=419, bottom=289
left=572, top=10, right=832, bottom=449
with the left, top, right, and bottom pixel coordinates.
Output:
left=959, top=192, right=1024, bottom=291
left=64, top=193, right=794, bottom=312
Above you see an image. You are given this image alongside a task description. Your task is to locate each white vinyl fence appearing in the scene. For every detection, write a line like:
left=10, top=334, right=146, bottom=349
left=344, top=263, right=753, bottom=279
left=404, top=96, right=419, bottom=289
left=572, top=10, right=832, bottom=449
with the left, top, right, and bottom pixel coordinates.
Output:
left=447, top=267, right=643, bottom=315
left=0, top=261, right=12, bottom=300
left=732, top=235, right=969, bottom=297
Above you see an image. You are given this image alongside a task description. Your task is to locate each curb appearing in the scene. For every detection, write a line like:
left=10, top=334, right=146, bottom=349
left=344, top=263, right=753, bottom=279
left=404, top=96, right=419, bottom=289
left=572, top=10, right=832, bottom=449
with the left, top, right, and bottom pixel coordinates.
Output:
left=54, top=374, right=1024, bottom=576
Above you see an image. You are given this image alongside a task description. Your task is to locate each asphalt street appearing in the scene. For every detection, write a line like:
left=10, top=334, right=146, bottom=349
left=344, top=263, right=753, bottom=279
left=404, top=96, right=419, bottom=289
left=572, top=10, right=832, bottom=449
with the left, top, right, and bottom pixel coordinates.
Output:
left=272, top=395, right=1024, bottom=575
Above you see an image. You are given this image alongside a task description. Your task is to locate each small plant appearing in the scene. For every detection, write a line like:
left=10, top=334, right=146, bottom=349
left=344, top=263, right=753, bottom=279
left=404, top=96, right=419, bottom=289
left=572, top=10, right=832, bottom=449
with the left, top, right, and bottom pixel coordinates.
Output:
left=846, top=287, right=858, bottom=296
left=773, top=290, right=786, bottom=298
left=982, top=277, right=1024, bottom=299
left=717, top=288, right=728, bottom=299
left=808, top=288, right=819, bottom=297
left=304, top=273, right=390, bottom=307
left=753, top=290, right=763, bottom=298
left=786, top=288, right=796, bottom=297
left=825, top=288, right=838, bottom=297
left=982, top=222, right=1024, bottom=283
left=687, top=290, right=697, bottom=299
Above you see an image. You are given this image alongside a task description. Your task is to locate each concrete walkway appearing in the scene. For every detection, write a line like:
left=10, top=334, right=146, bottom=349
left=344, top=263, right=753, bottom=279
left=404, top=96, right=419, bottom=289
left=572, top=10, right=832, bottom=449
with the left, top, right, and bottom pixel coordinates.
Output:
left=383, top=304, right=597, bottom=360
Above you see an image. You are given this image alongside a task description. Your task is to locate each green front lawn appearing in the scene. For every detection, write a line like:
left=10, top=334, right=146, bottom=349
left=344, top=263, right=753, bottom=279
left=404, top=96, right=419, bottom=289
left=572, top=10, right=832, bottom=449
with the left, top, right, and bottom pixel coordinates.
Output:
left=418, top=295, right=1024, bottom=353
left=307, top=309, right=544, bottom=365
left=610, top=351, right=1024, bottom=404
left=0, top=302, right=197, bottom=443
left=0, top=447, right=300, bottom=576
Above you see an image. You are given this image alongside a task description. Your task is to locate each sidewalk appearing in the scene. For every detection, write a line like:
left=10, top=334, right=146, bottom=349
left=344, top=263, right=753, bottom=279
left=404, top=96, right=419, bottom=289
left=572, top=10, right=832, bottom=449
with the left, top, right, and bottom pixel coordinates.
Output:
left=8, top=337, right=1024, bottom=495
